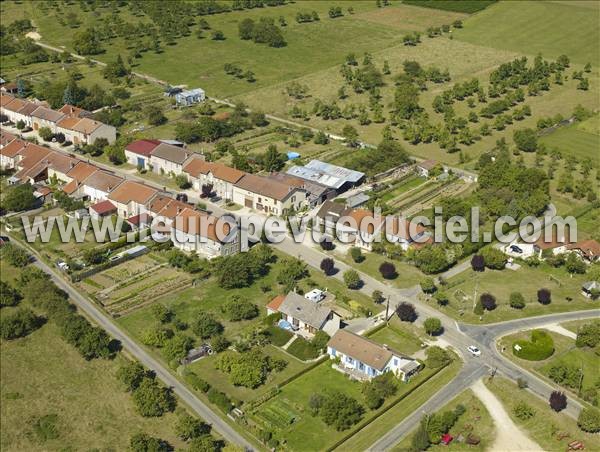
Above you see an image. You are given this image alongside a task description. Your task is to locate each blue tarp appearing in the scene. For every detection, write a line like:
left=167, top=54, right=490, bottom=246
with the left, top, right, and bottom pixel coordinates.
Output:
left=287, top=151, right=301, bottom=160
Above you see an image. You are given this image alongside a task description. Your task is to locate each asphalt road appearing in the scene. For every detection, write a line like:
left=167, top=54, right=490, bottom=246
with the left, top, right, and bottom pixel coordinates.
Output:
left=7, top=235, right=254, bottom=450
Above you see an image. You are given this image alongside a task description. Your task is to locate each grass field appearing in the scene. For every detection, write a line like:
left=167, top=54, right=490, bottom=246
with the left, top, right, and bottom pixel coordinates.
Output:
left=367, top=319, right=426, bottom=355
left=2, top=1, right=408, bottom=97
left=392, top=388, right=495, bottom=452
left=540, top=118, right=600, bottom=163
left=402, top=0, right=497, bottom=14
left=454, top=1, right=600, bottom=65
left=440, top=264, right=594, bottom=323
left=485, top=377, right=600, bottom=452
left=499, top=329, right=599, bottom=403
left=0, top=261, right=184, bottom=451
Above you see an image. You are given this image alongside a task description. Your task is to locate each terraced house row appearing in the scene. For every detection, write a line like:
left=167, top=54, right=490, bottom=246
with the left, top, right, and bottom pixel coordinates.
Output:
left=0, top=93, right=116, bottom=145
left=0, top=132, right=237, bottom=259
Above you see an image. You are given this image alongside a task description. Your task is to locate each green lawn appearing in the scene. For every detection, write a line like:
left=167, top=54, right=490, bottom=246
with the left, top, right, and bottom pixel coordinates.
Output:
left=454, top=1, right=600, bottom=65
left=540, top=120, right=600, bottom=163
left=393, top=388, right=495, bottom=452
left=327, top=248, right=427, bottom=289
left=499, top=329, right=599, bottom=404
left=367, top=319, right=426, bottom=356
left=485, top=377, right=600, bottom=452
left=187, top=345, right=310, bottom=404
left=440, top=264, right=594, bottom=323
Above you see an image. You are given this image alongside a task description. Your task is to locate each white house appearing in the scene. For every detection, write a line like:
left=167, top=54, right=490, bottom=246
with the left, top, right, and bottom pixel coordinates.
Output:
left=232, top=173, right=306, bottom=215
left=30, top=106, right=65, bottom=132
left=171, top=207, right=239, bottom=259
left=266, top=292, right=341, bottom=337
left=175, top=88, right=205, bottom=106
left=327, top=330, right=420, bottom=382
left=79, top=170, right=124, bottom=203
left=385, top=217, right=429, bottom=251
left=55, top=117, right=116, bottom=145
left=124, top=139, right=161, bottom=169
left=183, top=157, right=245, bottom=200
left=149, top=142, right=193, bottom=176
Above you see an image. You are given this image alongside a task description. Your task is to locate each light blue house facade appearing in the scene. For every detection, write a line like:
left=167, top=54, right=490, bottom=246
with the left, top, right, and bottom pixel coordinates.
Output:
left=175, top=88, right=206, bottom=106
left=327, top=329, right=420, bottom=382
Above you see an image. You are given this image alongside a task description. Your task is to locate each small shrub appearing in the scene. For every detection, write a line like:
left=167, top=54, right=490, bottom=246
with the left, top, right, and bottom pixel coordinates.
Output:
left=537, top=288, right=551, bottom=305
left=379, top=262, right=397, bottom=279
left=549, top=390, right=567, bottom=412
left=509, top=292, right=526, bottom=309
left=514, top=401, right=535, bottom=420
left=396, top=302, right=417, bottom=322
left=578, top=407, right=600, bottom=433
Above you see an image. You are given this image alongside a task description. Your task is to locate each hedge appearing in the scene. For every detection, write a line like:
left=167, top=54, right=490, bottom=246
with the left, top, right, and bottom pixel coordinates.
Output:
left=512, top=329, right=554, bottom=361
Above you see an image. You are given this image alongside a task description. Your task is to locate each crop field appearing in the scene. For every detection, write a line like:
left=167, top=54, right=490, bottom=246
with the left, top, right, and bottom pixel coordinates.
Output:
left=454, top=1, right=599, bottom=66
left=540, top=117, right=600, bottom=163
left=353, top=3, right=467, bottom=31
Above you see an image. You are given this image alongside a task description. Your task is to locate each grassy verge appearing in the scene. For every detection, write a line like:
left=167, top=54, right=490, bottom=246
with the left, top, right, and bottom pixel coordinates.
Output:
left=393, top=388, right=495, bottom=452
left=485, top=377, right=600, bottom=452
left=335, top=359, right=461, bottom=451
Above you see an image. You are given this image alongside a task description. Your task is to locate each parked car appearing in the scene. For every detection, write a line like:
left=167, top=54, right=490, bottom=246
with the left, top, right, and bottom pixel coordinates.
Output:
left=510, top=245, right=523, bottom=254
left=467, top=345, right=481, bottom=357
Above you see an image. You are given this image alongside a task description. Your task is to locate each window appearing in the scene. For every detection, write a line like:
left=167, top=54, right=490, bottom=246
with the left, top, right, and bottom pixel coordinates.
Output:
left=330, top=348, right=336, bottom=356
left=291, top=196, right=296, bottom=202
left=394, top=358, right=398, bottom=366
left=358, top=362, right=364, bottom=371
left=346, top=357, right=353, bottom=364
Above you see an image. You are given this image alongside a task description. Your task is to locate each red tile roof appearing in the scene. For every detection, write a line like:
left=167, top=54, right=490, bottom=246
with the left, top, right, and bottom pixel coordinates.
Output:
left=266, top=295, right=285, bottom=312
left=90, top=200, right=117, bottom=216
left=125, top=139, right=161, bottom=157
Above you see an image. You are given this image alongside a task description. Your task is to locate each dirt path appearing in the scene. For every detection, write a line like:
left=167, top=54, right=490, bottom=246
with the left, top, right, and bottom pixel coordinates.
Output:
left=471, top=379, right=543, bottom=452
left=542, top=323, right=578, bottom=340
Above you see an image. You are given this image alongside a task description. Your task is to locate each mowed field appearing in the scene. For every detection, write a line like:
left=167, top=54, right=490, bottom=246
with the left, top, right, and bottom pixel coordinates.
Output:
left=454, top=1, right=600, bottom=65
left=540, top=115, right=600, bottom=163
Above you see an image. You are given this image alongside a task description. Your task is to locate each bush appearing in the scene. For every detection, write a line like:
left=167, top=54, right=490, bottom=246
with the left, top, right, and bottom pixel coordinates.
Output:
left=132, top=377, right=176, bottom=417
left=575, top=321, right=600, bottom=348
left=186, top=372, right=211, bottom=393
left=514, top=401, right=535, bottom=420
left=222, top=295, right=258, bottom=321
left=207, top=388, right=232, bottom=413
left=420, top=277, right=437, bottom=294
left=396, top=302, right=417, bottom=322
left=424, top=317, right=443, bottom=336
left=320, top=258, right=335, bottom=276
left=0, top=280, right=22, bottom=307
left=549, top=390, right=567, bottom=412
left=1, top=243, right=31, bottom=267
left=512, top=329, right=554, bottom=361
left=434, top=291, right=449, bottom=306
left=372, top=290, right=385, bottom=304
left=578, top=407, right=600, bottom=433
left=537, top=288, right=551, bottom=305
left=0, top=308, right=44, bottom=339
left=343, top=269, right=362, bottom=289
left=362, top=372, right=397, bottom=409
left=1, top=183, right=37, bottom=212
left=379, top=262, right=397, bottom=279
left=509, top=292, right=526, bottom=309
left=175, top=412, right=210, bottom=441
left=349, top=247, right=364, bottom=263
left=210, top=334, right=230, bottom=353
left=481, top=247, right=507, bottom=270
left=480, top=293, right=496, bottom=311
left=320, top=239, right=334, bottom=251
left=425, top=346, right=451, bottom=368
left=471, top=254, right=485, bottom=272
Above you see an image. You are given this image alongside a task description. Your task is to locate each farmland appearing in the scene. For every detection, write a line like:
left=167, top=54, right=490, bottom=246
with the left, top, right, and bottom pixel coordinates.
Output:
left=454, top=1, right=600, bottom=65
left=540, top=115, right=600, bottom=162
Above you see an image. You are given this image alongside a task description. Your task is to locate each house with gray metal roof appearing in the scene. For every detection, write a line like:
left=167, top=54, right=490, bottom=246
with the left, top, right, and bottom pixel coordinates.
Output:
left=275, top=292, right=341, bottom=337
left=286, top=159, right=365, bottom=193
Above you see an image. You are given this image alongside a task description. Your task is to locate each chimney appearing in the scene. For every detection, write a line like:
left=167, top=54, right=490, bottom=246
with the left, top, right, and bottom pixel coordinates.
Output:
left=177, top=207, right=182, bottom=214
left=70, top=162, right=75, bottom=168
left=383, top=344, right=389, bottom=350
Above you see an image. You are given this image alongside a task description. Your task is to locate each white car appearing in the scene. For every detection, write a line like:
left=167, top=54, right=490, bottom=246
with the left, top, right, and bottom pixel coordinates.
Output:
left=467, top=345, right=481, bottom=357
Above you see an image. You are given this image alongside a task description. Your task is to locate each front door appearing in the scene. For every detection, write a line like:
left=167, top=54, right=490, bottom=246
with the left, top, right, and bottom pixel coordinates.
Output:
left=244, top=197, right=253, bottom=208
left=137, top=157, right=145, bottom=169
